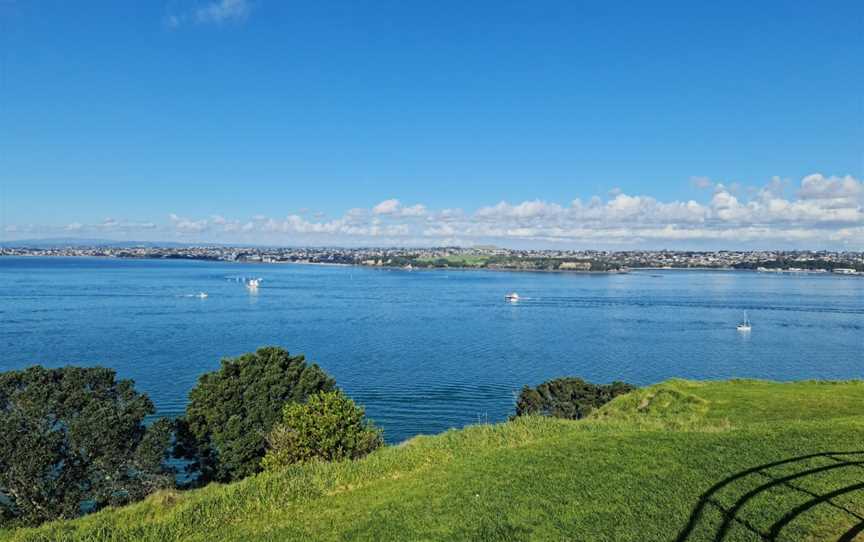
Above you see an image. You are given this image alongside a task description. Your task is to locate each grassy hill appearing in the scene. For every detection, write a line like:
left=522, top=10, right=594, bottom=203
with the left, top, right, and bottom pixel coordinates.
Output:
left=5, top=379, right=864, bottom=541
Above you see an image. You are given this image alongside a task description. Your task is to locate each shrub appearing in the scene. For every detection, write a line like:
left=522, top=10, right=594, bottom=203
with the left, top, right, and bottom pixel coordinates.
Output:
left=263, top=390, right=382, bottom=470
left=176, top=346, right=335, bottom=483
left=515, top=377, right=636, bottom=420
left=0, top=366, right=173, bottom=526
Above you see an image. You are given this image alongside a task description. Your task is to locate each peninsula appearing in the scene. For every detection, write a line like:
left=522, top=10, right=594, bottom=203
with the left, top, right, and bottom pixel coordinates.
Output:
left=1, top=245, right=863, bottom=274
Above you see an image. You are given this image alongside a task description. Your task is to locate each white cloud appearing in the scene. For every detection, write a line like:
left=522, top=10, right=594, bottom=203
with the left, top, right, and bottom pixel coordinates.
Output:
left=423, top=224, right=457, bottom=237
left=372, top=199, right=427, bottom=217
left=6, top=173, right=862, bottom=248
left=169, top=214, right=209, bottom=234
left=372, top=199, right=401, bottom=215
left=400, top=204, right=427, bottom=217
left=430, top=208, right=465, bottom=223
left=475, top=200, right=565, bottom=221
left=164, top=14, right=183, bottom=29
left=195, top=0, right=250, bottom=24
left=27, top=219, right=159, bottom=235
left=799, top=174, right=862, bottom=203
left=165, top=0, right=250, bottom=28
left=761, top=176, right=787, bottom=199
left=691, top=176, right=714, bottom=190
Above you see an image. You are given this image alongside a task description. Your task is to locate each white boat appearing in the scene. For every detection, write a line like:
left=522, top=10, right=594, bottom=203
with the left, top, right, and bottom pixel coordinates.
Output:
left=247, top=278, right=261, bottom=290
left=736, top=312, right=752, bottom=332
left=505, top=292, right=520, bottom=302
left=196, top=292, right=208, bottom=299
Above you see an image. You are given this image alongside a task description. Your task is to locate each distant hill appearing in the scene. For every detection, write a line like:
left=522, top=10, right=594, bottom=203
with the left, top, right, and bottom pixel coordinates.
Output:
left=0, top=238, right=198, bottom=248
left=6, top=379, right=864, bottom=541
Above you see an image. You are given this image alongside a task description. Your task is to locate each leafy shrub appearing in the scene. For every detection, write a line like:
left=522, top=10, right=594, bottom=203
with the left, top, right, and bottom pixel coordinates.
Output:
left=515, top=377, right=636, bottom=420
left=262, top=390, right=382, bottom=469
left=0, top=366, right=173, bottom=526
left=176, top=346, right=335, bottom=483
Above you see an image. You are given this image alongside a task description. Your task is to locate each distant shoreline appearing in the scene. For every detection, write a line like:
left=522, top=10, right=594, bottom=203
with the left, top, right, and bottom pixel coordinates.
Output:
left=0, top=254, right=627, bottom=274
left=1, top=254, right=631, bottom=273
left=4, top=254, right=861, bottom=277
left=630, top=266, right=737, bottom=271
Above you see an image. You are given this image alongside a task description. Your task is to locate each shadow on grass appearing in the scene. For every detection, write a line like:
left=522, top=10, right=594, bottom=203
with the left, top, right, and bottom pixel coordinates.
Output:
left=676, top=451, right=864, bottom=541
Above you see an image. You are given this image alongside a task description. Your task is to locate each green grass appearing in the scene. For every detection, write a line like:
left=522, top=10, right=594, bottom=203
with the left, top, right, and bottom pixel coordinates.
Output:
left=415, top=255, right=490, bottom=267
left=6, top=380, right=864, bottom=541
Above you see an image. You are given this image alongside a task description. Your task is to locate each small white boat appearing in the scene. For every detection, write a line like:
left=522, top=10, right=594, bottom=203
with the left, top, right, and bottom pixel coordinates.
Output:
left=505, top=292, right=520, bottom=302
left=247, top=278, right=261, bottom=290
left=196, top=292, right=208, bottom=299
left=736, top=311, right=752, bottom=332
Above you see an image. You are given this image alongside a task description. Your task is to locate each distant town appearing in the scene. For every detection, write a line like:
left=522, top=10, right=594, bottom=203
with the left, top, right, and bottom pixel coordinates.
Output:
left=2, top=244, right=863, bottom=274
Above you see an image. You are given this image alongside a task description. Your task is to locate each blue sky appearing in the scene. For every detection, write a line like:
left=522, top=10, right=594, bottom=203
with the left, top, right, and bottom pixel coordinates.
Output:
left=1, top=0, right=862, bottom=248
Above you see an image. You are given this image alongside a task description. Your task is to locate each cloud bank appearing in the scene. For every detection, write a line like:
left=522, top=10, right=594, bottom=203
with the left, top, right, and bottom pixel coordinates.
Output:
left=6, top=174, right=863, bottom=249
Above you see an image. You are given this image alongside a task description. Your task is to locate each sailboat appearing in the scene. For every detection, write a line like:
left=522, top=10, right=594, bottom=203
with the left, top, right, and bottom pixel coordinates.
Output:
left=736, top=311, right=752, bottom=332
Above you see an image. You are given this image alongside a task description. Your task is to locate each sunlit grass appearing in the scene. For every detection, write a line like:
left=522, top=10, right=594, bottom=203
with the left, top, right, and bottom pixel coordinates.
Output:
left=415, top=255, right=490, bottom=267
left=7, top=380, right=864, bottom=541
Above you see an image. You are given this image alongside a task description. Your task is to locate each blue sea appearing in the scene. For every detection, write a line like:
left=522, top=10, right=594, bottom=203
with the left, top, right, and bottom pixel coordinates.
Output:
left=1, top=257, right=862, bottom=442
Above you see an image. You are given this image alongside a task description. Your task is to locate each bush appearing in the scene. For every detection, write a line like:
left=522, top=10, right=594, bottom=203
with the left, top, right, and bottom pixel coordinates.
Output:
left=515, top=377, right=636, bottom=420
left=175, top=346, right=335, bottom=483
left=0, top=366, right=173, bottom=526
left=262, top=390, right=382, bottom=470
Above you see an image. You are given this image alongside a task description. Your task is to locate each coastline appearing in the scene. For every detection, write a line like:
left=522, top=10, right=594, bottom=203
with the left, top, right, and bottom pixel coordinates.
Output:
left=3, top=254, right=861, bottom=276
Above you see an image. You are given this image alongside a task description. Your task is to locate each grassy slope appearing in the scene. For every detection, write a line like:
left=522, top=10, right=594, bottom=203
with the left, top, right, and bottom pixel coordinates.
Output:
left=7, top=380, right=864, bottom=542
left=415, top=255, right=490, bottom=267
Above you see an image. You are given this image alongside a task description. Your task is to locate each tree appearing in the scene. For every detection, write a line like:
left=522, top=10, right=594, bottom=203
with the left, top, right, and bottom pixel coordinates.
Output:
left=262, top=390, right=382, bottom=470
left=0, top=366, right=173, bottom=526
left=515, top=377, right=635, bottom=420
left=176, top=346, right=335, bottom=483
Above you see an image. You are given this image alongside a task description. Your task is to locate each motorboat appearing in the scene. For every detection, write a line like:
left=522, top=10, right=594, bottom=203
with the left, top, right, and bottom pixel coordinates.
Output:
left=505, top=292, right=520, bottom=302
left=196, top=292, right=208, bottom=299
left=247, top=278, right=261, bottom=290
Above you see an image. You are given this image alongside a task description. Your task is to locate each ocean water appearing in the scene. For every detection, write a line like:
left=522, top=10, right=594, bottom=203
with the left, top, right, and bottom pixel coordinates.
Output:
left=1, top=257, right=862, bottom=442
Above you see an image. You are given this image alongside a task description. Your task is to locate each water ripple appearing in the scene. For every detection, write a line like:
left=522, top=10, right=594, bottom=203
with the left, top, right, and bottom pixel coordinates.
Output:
left=1, top=257, right=862, bottom=443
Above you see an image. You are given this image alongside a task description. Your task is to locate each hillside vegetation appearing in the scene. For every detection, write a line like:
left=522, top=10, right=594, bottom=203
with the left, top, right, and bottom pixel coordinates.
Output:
left=5, top=379, right=864, bottom=542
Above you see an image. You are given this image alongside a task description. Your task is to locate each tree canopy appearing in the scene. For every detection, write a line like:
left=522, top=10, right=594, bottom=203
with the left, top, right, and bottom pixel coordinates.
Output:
left=262, top=390, right=382, bottom=470
left=0, top=366, right=173, bottom=526
left=515, top=377, right=636, bottom=420
left=176, top=346, right=335, bottom=483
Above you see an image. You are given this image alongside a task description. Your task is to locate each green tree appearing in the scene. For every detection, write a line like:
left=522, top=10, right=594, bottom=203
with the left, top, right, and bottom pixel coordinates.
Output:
left=0, top=366, right=173, bottom=526
left=262, top=390, right=382, bottom=470
left=176, top=346, right=335, bottom=483
left=515, top=377, right=635, bottom=420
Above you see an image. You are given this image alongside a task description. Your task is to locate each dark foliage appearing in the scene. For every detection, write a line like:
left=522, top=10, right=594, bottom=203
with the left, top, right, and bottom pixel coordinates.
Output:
left=176, top=346, right=335, bottom=483
left=515, top=377, right=636, bottom=420
left=0, top=366, right=173, bottom=526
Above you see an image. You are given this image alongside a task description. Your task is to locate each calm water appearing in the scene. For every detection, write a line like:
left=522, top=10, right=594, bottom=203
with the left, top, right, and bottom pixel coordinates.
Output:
left=1, top=257, right=862, bottom=442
